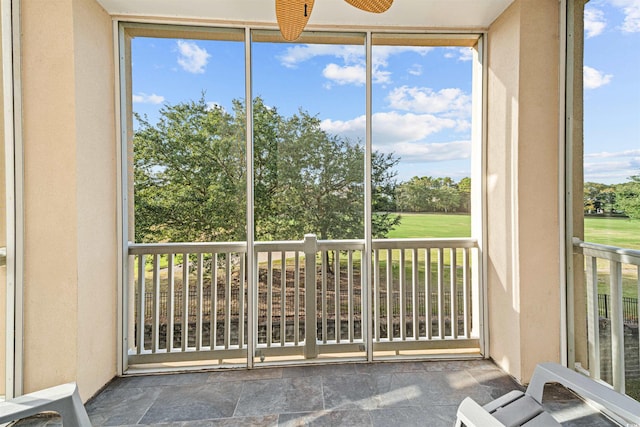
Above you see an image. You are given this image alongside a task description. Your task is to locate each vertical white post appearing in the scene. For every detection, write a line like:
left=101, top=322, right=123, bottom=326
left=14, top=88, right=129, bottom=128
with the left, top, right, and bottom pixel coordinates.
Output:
left=182, top=254, right=189, bottom=351
left=585, top=256, right=600, bottom=379
left=303, top=234, right=318, bottom=359
left=610, top=261, right=625, bottom=393
left=152, top=254, right=160, bottom=352
left=136, top=255, right=145, bottom=355
left=364, top=31, right=373, bottom=361
left=196, top=253, right=203, bottom=351
left=244, top=27, right=256, bottom=368
left=167, top=254, right=175, bottom=351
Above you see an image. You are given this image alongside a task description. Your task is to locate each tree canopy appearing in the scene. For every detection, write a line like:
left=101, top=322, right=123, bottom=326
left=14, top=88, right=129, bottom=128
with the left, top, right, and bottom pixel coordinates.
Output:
left=396, top=176, right=470, bottom=214
left=134, top=97, right=401, bottom=243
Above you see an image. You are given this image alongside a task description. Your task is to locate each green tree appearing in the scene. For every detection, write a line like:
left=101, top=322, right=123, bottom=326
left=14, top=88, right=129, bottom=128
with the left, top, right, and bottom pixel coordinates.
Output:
left=134, top=98, right=246, bottom=243
left=615, top=175, right=640, bottom=220
left=133, top=96, right=401, bottom=243
left=458, top=177, right=471, bottom=213
left=396, top=176, right=467, bottom=213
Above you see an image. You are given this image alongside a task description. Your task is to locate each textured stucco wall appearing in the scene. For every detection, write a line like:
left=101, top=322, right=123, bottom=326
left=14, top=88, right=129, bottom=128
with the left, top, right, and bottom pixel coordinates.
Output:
left=487, top=0, right=561, bottom=383
left=20, top=0, right=115, bottom=401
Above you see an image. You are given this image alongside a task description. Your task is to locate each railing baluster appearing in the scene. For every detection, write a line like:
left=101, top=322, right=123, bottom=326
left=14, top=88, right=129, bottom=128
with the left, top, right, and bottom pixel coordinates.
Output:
left=211, top=253, right=218, bottom=349
left=267, top=251, right=273, bottom=347
left=386, top=249, right=392, bottom=341
left=303, top=234, right=317, bottom=358
left=196, top=253, right=203, bottom=351
left=399, top=248, right=406, bottom=341
left=585, top=255, right=600, bottom=380
left=321, top=250, right=327, bottom=344
left=374, top=249, right=380, bottom=342
left=348, top=250, right=354, bottom=342
left=152, top=254, right=160, bottom=352
left=450, top=248, right=457, bottom=339
left=335, top=250, right=340, bottom=343
left=281, top=250, right=286, bottom=346
left=167, top=254, right=175, bottom=351
left=225, top=253, right=231, bottom=349
left=425, top=249, right=432, bottom=340
left=136, top=255, right=145, bottom=354
left=239, top=253, right=245, bottom=348
left=610, top=260, right=625, bottom=393
left=182, top=254, right=189, bottom=351
left=438, top=248, right=445, bottom=339
left=463, top=248, right=471, bottom=338
left=412, top=248, right=418, bottom=340
left=295, top=251, right=300, bottom=345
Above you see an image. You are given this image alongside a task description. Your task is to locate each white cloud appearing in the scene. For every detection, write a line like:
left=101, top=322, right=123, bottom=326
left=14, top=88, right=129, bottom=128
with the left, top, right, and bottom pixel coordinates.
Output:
left=279, top=45, right=364, bottom=68
left=322, top=63, right=391, bottom=86
left=387, top=86, right=471, bottom=117
left=379, top=140, right=471, bottom=163
left=584, top=7, right=607, bottom=38
left=321, top=111, right=457, bottom=145
left=585, top=149, right=640, bottom=158
left=583, top=65, right=613, bottom=89
left=408, top=64, right=422, bottom=76
left=444, top=47, right=474, bottom=62
left=278, top=44, right=432, bottom=86
left=584, top=149, right=640, bottom=182
left=176, top=41, right=211, bottom=74
left=323, top=63, right=365, bottom=85
left=132, top=92, right=165, bottom=104
left=609, top=0, right=640, bottom=33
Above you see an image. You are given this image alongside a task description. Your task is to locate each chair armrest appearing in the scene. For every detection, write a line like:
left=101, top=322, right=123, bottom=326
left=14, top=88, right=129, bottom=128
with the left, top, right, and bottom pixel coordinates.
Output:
left=526, top=362, right=640, bottom=425
left=455, top=397, right=507, bottom=427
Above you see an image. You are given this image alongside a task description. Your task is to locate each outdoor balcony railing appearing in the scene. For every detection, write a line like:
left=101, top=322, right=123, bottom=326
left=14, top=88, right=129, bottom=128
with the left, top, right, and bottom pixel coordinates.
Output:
left=573, top=237, right=640, bottom=395
left=127, top=235, right=480, bottom=366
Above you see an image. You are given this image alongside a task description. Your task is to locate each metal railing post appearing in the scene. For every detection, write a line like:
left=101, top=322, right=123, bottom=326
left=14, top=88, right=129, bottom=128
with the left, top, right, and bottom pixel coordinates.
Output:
left=304, top=234, right=318, bottom=359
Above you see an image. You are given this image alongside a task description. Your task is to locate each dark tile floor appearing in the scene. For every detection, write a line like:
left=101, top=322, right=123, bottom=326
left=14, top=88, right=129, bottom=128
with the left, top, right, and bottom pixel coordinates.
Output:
left=11, top=360, right=619, bottom=426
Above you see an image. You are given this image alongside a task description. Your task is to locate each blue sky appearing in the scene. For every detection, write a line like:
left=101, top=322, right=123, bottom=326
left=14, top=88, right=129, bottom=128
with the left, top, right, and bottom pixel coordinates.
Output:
left=583, top=0, right=640, bottom=184
left=132, top=1, right=639, bottom=185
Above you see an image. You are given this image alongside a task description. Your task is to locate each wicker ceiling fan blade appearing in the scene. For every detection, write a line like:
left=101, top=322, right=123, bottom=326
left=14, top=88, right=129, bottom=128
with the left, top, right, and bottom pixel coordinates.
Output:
left=344, top=0, right=393, bottom=13
left=276, top=0, right=315, bottom=41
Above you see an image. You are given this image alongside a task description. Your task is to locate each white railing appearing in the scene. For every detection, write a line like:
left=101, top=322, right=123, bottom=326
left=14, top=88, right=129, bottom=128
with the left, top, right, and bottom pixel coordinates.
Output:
left=127, top=235, right=479, bottom=365
left=573, top=237, right=640, bottom=394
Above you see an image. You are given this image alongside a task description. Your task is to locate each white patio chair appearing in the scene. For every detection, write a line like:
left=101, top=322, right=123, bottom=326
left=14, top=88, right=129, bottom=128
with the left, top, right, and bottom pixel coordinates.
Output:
left=0, top=382, right=91, bottom=426
left=455, top=362, right=640, bottom=427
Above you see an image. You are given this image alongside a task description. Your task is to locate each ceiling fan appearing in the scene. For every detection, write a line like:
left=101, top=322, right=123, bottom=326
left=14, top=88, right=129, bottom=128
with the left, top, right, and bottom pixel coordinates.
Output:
left=275, top=0, right=394, bottom=41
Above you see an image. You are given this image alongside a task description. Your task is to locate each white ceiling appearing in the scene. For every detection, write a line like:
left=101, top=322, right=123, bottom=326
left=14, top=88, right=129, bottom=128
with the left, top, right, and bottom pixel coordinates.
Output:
left=96, top=0, right=515, bottom=31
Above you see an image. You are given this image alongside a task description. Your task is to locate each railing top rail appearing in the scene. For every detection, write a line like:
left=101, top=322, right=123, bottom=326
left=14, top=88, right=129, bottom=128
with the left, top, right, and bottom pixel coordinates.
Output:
left=128, top=236, right=479, bottom=255
left=573, top=237, right=640, bottom=266
left=128, top=241, right=247, bottom=255
left=373, top=237, right=478, bottom=250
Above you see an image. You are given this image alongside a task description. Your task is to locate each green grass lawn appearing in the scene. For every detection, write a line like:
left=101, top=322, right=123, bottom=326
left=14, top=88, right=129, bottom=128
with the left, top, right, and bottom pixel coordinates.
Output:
left=386, top=213, right=471, bottom=239
left=584, top=216, right=640, bottom=250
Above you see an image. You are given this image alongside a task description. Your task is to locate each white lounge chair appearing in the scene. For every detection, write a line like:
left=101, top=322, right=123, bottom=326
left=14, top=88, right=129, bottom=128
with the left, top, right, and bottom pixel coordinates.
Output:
left=0, top=382, right=91, bottom=426
left=455, top=362, right=640, bottom=427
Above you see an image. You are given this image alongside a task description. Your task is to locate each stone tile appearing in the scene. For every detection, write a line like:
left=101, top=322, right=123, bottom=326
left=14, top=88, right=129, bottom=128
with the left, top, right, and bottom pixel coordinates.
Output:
left=385, top=370, right=494, bottom=407
left=139, top=381, right=243, bottom=424
left=420, top=359, right=499, bottom=372
left=354, top=362, right=414, bottom=375
left=234, top=376, right=324, bottom=417
left=466, top=367, right=524, bottom=399
left=85, top=386, right=163, bottom=426
left=370, top=405, right=458, bottom=427
left=207, top=367, right=283, bottom=383
left=182, top=414, right=279, bottom=426
left=279, top=410, right=372, bottom=426
left=282, top=363, right=357, bottom=378
left=322, top=373, right=392, bottom=410
left=112, top=372, right=210, bottom=389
